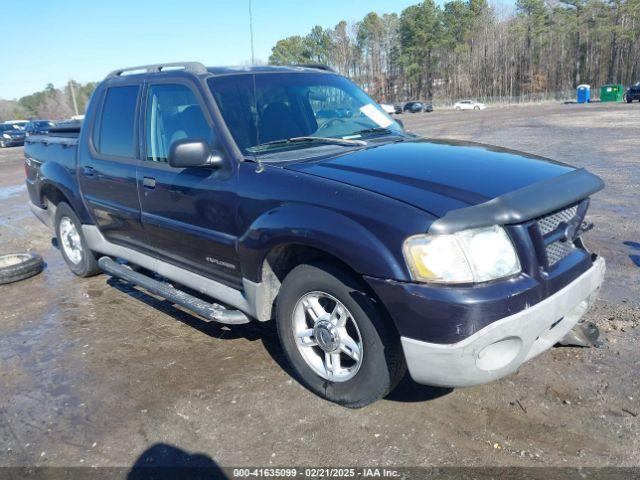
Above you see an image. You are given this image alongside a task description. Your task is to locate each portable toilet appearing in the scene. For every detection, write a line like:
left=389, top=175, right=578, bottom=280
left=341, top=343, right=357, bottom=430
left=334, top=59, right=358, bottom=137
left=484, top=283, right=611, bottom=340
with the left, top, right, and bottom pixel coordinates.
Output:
left=577, top=84, right=591, bottom=103
left=600, top=84, right=624, bottom=102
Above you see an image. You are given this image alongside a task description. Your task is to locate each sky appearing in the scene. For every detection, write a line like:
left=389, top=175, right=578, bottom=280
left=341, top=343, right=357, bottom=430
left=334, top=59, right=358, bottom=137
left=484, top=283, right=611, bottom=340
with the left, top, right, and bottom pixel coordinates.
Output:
left=1, top=0, right=422, bottom=100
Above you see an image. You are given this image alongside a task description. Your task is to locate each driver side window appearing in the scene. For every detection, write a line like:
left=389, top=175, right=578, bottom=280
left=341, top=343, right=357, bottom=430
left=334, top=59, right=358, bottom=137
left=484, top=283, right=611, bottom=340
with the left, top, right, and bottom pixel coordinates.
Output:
left=145, top=84, right=213, bottom=163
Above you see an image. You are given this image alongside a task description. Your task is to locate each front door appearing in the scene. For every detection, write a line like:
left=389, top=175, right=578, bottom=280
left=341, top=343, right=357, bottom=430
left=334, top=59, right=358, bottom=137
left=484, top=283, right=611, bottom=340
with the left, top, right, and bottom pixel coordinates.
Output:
left=137, top=81, right=242, bottom=288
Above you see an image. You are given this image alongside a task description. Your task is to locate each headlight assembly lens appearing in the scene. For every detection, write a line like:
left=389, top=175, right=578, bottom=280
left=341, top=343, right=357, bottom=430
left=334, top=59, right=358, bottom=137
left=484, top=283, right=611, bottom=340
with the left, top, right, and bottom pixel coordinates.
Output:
left=403, top=226, right=521, bottom=284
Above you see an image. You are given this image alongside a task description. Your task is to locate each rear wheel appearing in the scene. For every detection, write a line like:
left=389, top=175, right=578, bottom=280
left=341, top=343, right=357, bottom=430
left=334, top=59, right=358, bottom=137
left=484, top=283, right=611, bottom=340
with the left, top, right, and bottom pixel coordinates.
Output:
left=54, top=202, right=101, bottom=277
left=276, top=263, right=405, bottom=408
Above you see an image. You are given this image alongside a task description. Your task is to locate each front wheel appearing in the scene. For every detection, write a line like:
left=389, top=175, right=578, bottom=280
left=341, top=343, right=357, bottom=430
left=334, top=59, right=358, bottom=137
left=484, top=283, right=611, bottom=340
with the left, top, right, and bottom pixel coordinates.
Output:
left=54, top=202, right=101, bottom=277
left=276, top=263, right=405, bottom=408
left=474, top=106, right=480, bottom=111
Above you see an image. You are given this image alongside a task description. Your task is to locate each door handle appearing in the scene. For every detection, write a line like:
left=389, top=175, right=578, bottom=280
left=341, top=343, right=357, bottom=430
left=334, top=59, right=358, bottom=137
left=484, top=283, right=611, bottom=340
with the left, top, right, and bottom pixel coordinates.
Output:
left=143, top=177, right=156, bottom=189
left=83, top=166, right=95, bottom=176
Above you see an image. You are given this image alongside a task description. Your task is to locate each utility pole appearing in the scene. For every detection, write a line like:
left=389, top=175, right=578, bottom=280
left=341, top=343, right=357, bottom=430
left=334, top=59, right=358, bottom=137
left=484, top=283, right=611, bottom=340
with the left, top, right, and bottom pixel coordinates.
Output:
left=68, top=80, right=79, bottom=116
left=249, top=0, right=255, bottom=65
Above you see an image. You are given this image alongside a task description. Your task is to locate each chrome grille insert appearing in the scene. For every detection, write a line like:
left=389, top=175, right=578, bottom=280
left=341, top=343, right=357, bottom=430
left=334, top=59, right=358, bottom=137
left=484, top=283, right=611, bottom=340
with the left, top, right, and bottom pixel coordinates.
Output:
left=536, top=203, right=583, bottom=267
left=545, top=240, right=575, bottom=266
left=537, top=205, right=578, bottom=236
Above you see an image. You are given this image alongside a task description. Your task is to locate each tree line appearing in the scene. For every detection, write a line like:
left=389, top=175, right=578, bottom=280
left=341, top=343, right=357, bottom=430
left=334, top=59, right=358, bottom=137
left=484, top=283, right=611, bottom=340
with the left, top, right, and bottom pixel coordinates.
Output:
left=269, top=0, right=640, bottom=104
left=0, top=81, right=96, bottom=123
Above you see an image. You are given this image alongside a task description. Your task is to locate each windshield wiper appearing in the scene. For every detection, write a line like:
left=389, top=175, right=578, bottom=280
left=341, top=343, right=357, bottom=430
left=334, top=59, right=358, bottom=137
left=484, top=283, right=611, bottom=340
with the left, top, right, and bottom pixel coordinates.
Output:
left=250, top=136, right=366, bottom=151
left=345, top=127, right=394, bottom=138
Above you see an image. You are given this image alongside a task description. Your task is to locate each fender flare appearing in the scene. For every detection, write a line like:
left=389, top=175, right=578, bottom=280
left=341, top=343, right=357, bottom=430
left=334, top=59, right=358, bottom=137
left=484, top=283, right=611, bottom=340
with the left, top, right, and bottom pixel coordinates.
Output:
left=238, top=203, right=408, bottom=283
left=39, top=162, right=92, bottom=224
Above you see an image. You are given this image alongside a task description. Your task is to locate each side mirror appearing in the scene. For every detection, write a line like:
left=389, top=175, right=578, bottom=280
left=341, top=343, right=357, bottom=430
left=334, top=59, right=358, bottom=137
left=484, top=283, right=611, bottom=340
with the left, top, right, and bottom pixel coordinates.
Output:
left=168, top=139, right=225, bottom=169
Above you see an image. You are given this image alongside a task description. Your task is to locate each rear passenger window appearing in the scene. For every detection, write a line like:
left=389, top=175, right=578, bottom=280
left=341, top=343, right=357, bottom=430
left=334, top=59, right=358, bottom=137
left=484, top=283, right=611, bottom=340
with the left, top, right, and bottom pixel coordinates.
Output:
left=145, top=84, right=212, bottom=163
left=97, top=85, right=139, bottom=158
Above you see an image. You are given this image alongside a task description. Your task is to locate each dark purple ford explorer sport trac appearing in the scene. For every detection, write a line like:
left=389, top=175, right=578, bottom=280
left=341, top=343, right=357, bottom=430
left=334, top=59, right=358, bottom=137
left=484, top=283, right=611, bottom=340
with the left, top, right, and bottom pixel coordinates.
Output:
left=24, top=62, right=605, bottom=407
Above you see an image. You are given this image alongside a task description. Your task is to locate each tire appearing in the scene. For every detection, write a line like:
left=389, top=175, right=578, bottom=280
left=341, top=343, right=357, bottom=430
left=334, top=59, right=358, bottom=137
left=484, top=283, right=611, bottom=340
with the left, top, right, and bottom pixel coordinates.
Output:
left=54, top=202, right=101, bottom=277
left=0, top=253, right=44, bottom=285
left=455, top=107, right=461, bottom=111
left=276, top=262, right=405, bottom=408
left=474, top=106, right=480, bottom=111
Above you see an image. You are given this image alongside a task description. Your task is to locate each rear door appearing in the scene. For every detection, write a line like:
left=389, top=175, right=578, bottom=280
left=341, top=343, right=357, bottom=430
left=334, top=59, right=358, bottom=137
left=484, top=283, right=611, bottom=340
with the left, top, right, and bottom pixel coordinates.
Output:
left=79, top=82, right=150, bottom=252
left=136, top=79, right=242, bottom=288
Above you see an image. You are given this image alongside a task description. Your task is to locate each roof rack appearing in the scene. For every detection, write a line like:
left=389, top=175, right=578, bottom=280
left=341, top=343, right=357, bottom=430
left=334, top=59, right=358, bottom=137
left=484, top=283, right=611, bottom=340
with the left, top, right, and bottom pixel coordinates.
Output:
left=105, top=62, right=208, bottom=79
left=293, top=63, right=336, bottom=73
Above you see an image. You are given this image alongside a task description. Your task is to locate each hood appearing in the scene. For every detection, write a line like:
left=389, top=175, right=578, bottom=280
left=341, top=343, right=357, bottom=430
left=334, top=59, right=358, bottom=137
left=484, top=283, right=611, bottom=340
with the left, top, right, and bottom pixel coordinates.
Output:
left=285, top=138, right=575, bottom=217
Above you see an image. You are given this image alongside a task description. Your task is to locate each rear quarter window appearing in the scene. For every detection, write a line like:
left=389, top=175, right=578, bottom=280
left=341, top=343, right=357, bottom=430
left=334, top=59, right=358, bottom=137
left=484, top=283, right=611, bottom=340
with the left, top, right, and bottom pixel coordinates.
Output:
left=97, top=85, right=139, bottom=158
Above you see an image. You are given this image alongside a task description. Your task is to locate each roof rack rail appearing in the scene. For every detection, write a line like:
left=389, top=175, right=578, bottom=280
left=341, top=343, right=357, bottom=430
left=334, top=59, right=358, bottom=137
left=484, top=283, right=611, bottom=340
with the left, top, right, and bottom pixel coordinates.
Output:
left=293, top=63, right=336, bottom=73
left=105, top=62, right=208, bottom=79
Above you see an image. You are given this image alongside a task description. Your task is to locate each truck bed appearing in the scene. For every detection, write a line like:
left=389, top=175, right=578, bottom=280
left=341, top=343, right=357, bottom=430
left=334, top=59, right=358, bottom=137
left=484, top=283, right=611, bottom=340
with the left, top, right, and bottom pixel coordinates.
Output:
left=24, top=129, right=80, bottom=215
left=25, top=130, right=79, bottom=167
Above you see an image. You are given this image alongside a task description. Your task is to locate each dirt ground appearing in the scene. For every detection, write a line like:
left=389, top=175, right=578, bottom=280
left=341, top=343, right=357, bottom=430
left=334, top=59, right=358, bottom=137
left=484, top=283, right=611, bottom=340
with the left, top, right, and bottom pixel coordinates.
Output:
left=0, top=102, right=638, bottom=471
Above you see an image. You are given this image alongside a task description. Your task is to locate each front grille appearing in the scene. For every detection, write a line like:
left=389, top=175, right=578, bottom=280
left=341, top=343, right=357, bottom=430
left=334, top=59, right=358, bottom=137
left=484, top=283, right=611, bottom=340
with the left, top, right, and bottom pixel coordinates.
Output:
left=537, top=205, right=578, bottom=236
left=535, top=203, right=585, bottom=267
left=545, top=240, right=575, bottom=266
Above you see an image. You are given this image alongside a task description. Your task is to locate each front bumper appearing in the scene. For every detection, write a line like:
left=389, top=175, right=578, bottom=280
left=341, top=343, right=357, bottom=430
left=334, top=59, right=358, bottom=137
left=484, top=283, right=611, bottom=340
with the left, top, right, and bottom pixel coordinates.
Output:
left=1, top=137, right=25, bottom=146
left=401, top=256, right=605, bottom=387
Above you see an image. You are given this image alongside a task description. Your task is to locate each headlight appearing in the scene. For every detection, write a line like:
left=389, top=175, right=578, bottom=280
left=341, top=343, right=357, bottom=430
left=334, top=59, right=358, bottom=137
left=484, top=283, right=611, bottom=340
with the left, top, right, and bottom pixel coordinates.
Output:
left=403, top=226, right=521, bottom=284
left=2, top=133, right=10, bottom=139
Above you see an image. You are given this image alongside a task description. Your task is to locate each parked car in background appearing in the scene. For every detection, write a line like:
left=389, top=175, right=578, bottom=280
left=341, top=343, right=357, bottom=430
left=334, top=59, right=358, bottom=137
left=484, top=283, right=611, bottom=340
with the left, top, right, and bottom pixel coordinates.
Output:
left=0, top=123, right=26, bottom=147
left=454, top=100, right=486, bottom=111
left=393, top=104, right=403, bottom=114
left=379, top=103, right=396, bottom=115
left=25, top=120, right=55, bottom=136
left=625, top=82, right=640, bottom=103
left=3, top=120, right=29, bottom=130
left=25, top=62, right=605, bottom=407
left=404, top=101, right=432, bottom=113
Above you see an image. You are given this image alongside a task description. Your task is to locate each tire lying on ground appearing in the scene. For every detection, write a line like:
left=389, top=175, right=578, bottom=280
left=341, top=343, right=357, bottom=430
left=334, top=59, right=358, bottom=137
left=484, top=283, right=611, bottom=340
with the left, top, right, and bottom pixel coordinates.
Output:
left=0, top=253, right=44, bottom=285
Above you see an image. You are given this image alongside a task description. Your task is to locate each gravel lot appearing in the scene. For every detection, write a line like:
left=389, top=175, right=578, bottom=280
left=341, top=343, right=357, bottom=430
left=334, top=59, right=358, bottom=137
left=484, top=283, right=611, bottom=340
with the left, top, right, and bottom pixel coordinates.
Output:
left=0, top=102, right=638, bottom=471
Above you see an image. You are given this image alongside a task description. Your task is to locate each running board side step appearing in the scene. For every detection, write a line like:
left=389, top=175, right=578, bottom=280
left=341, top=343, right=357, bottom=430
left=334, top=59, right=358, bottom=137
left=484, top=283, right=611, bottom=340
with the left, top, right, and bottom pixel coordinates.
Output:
left=98, top=256, right=250, bottom=325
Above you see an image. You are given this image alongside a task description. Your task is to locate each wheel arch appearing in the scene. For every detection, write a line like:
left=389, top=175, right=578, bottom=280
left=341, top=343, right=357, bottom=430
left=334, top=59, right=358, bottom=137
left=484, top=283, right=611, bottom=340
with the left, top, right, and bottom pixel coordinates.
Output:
left=238, top=204, right=406, bottom=283
left=239, top=204, right=407, bottom=321
left=38, top=162, right=92, bottom=224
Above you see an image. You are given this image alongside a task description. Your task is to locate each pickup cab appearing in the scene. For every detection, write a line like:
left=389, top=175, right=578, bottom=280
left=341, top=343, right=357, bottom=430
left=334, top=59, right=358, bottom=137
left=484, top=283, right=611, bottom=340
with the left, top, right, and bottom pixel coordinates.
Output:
left=25, top=62, right=605, bottom=407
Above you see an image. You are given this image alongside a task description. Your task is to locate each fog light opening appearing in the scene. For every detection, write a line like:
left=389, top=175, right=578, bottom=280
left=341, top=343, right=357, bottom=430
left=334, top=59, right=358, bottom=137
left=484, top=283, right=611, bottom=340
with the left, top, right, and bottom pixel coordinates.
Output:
left=476, top=337, right=523, bottom=372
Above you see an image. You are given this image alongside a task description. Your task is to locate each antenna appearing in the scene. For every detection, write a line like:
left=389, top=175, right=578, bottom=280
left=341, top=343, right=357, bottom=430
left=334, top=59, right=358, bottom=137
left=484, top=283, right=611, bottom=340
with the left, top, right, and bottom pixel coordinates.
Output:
left=68, top=80, right=79, bottom=116
left=249, top=0, right=255, bottom=65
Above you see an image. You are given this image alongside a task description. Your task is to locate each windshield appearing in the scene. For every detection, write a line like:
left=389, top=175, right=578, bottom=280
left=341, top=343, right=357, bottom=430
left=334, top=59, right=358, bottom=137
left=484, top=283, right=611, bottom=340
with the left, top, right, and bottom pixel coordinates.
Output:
left=208, top=72, right=403, bottom=156
left=0, top=124, right=18, bottom=132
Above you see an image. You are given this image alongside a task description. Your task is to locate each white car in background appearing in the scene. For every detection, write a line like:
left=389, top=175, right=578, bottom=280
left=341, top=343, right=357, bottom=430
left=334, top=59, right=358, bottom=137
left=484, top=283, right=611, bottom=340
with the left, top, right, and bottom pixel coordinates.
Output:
left=454, top=100, right=486, bottom=111
left=379, top=103, right=396, bottom=115
left=3, top=120, right=29, bottom=130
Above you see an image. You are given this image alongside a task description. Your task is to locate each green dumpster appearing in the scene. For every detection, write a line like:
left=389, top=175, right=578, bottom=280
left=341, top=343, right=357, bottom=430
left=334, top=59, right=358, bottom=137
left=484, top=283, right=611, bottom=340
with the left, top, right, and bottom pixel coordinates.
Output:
left=600, top=84, right=624, bottom=102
